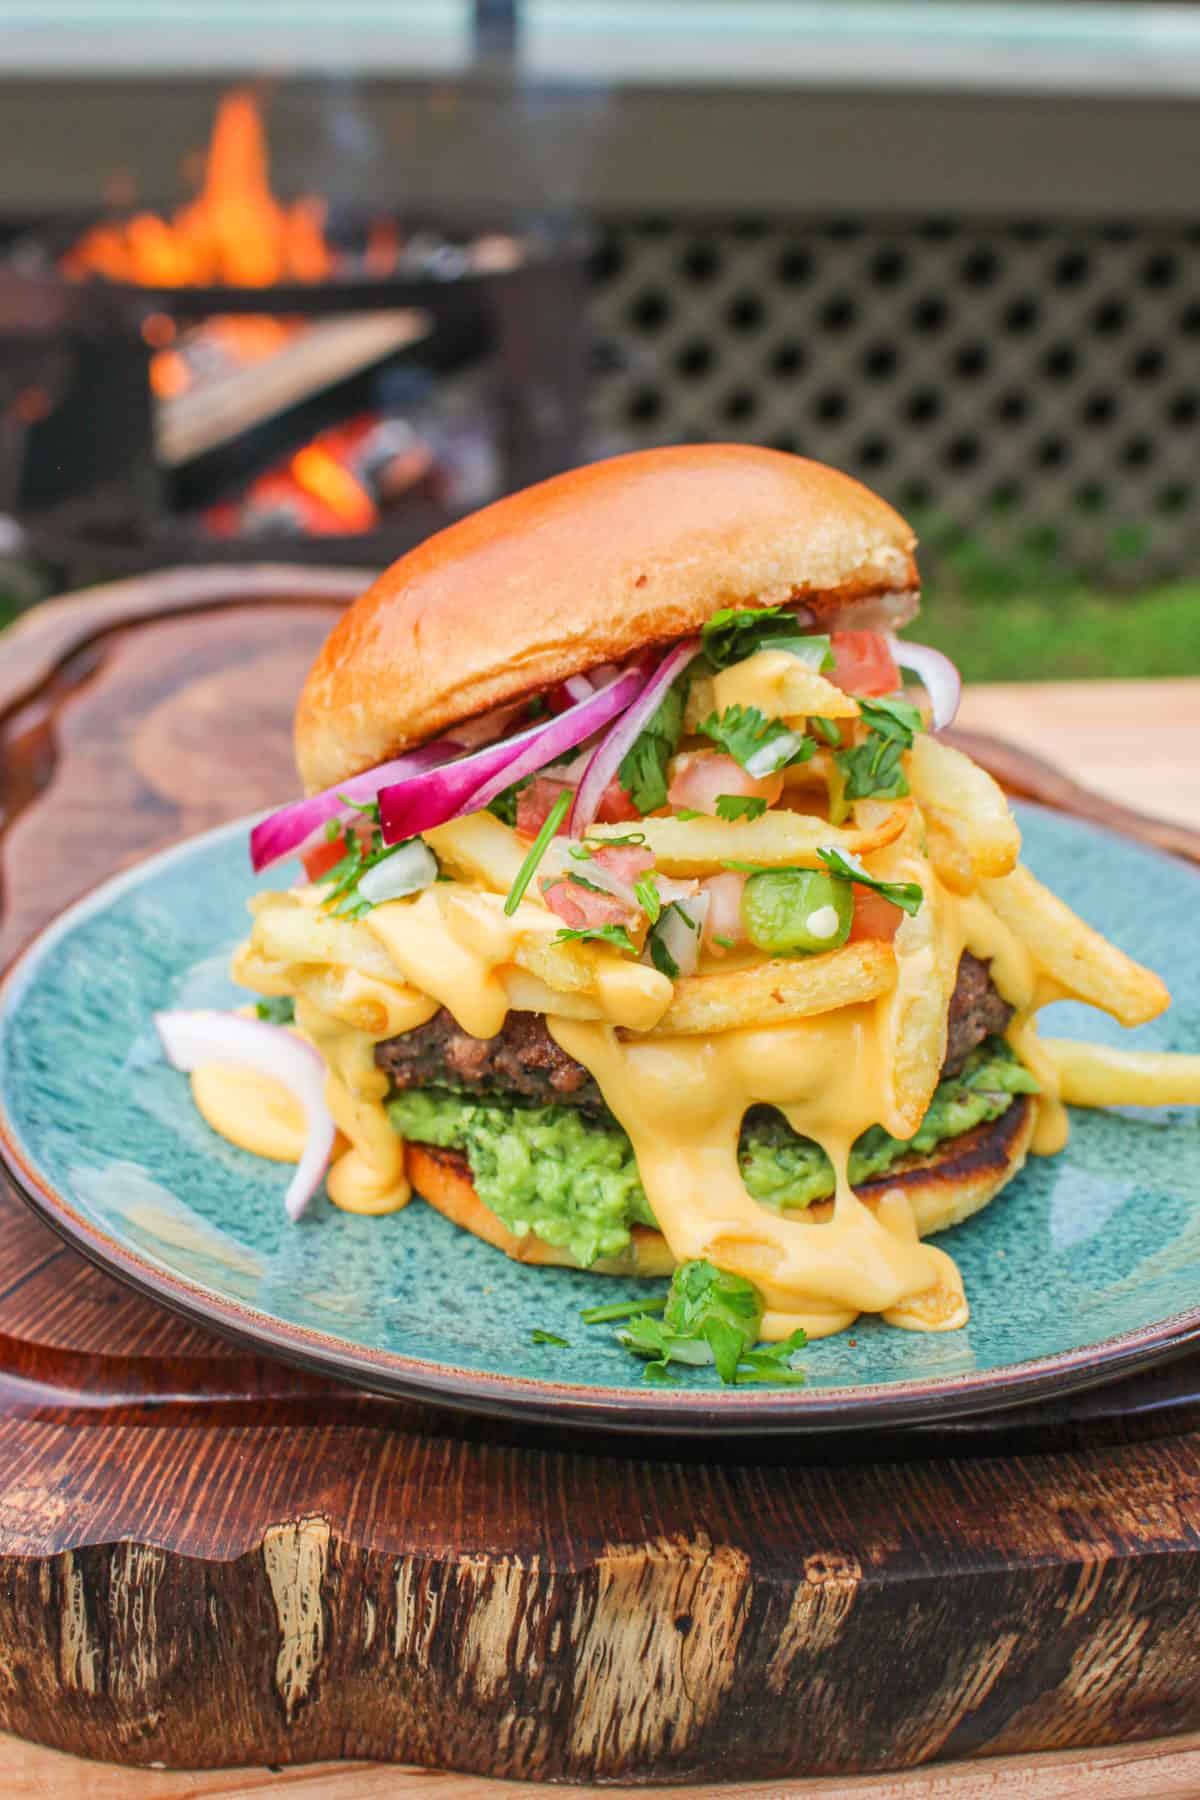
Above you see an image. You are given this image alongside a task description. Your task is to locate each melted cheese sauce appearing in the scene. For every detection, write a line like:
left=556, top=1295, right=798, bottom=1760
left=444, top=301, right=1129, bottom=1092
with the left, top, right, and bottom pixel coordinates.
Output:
left=197, top=840, right=1076, bottom=1329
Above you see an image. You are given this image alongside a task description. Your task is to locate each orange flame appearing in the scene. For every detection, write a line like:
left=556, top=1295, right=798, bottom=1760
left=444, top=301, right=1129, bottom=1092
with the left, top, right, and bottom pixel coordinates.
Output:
left=61, top=91, right=341, bottom=289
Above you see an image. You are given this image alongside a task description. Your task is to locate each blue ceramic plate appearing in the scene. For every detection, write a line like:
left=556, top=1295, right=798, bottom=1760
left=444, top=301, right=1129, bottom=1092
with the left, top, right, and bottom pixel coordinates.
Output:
left=1, top=806, right=1199, bottom=1435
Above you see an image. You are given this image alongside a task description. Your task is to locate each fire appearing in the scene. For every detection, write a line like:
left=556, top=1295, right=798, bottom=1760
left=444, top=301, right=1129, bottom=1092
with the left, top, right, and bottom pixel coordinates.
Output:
left=61, top=91, right=340, bottom=288
left=289, top=443, right=377, bottom=532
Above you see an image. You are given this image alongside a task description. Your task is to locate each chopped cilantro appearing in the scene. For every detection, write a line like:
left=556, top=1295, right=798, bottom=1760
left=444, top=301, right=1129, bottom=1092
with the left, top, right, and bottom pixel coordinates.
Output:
left=715, top=793, right=769, bottom=823
left=713, top=933, right=736, bottom=949
left=255, top=996, right=295, bottom=1024
left=634, top=873, right=662, bottom=923
left=605, top=1259, right=807, bottom=1386
left=487, top=775, right=532, bottom=828
left=530, top=1328, right=570, bottom=1347
left=833, top=694, right=924, bottom=803
left=701, top=606, right=833, bottom=674
left=675, top=807, right=703, bottom=821
left=318, top=803, right=432, bottom=920
left=618, top=675, right=687, bottom=814
left=810, top=716, right=842, bottom=747
left=554, top=923, right=636, bottom=953
left=816, top=846, right=924, bottom=916
left=645, top=897, right=701, bottom=979
left=566, top=870, right=609, bottom=895
left=698, top=705, right=814, bottom=779
left=504, top=788, right=571, bottom=915
left=580, top=1296, right=667, bottom=1324
left=570, top=831, right=646, bottom=858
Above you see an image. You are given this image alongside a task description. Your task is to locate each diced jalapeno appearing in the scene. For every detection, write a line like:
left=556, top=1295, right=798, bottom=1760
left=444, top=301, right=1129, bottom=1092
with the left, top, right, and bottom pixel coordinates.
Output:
left=740, top=869, right=853, bottom=955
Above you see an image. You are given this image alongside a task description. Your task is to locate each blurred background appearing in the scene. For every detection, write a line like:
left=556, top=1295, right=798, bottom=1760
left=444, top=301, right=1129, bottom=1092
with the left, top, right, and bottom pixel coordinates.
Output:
left=0, top=0, right=1197, bottom=679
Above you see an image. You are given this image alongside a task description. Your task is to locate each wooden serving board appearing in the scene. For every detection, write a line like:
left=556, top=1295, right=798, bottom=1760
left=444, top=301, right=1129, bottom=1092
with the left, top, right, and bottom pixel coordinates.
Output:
left=2, top=569, right=1200, bottom=1787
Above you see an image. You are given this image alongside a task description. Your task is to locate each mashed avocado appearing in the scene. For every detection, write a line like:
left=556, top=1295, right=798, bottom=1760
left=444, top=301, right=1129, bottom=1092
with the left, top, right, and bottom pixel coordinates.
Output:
left=387, top=1038, right=1037, bottom=1267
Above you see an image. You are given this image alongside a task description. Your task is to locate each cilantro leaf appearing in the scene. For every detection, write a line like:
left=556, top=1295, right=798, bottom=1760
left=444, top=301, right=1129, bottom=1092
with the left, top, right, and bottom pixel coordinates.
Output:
left=634, top=873, right=662, bottom=923
left=701, top=607, right=833, bottom=674
left=647, top=922, right=680, bottom=979
left=698, top=705, right=814, bottom=779
left=255, top=996, right=295, bottom=1024
left=674, top=807, right=703, bottom=821
left=859, top=695, right=924, bottom=738
left=618, top=675, right=687, bottom=814
left=317, top=804, right=435, bottom=920
left=530, top=1328, right=570, bottom=1347
left=611, top=1259, right=808, bottom=1386
left=715, top=793, right=768, bottom=823
left=810, top=716, right=842, bottom=747
left=554, top=923, right=636, bottom=953
left=832, top=697, right=924, bottom=804
left=816, top=846, right=924, bottom=916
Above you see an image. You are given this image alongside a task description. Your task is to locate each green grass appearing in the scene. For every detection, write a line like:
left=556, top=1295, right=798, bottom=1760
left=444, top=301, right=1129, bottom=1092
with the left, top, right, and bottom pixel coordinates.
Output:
left=918, top=582, right=1200, bottom=684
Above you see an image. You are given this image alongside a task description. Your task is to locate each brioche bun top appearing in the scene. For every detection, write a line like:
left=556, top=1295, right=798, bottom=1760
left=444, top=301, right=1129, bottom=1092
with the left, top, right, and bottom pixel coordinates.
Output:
left=295, top=443, right=919, bottom=793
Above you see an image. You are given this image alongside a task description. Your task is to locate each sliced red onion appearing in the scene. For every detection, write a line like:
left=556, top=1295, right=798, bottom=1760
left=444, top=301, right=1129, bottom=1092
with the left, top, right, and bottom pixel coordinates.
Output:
left=250, top=740, right=454, bottom=874
left=886, top=635, right=962, bottom=732
left=562, top=673, right=596, bottom=703
left=379, top=665, right=647, bottom=844
left=356, top=839, right=439, bottom=905
left=569, top=638, right=700, bottom=834
left=154, top=1010, right=334, bottom=1221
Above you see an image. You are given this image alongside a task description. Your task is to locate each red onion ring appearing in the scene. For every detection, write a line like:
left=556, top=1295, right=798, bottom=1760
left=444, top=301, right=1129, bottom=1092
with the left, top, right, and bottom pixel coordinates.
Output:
left=378, top=665, right=648, bottom=844
left=886, top=636, right=962, bottom=732
left=250, top=740, right=455, bottom=873
left=154, top=1010, right=334, bottom=1221
left=569, top=638, right=699, bottom=834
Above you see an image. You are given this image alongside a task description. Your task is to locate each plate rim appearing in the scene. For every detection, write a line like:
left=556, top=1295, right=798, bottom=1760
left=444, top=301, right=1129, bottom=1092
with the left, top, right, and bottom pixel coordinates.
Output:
left=2, top=809, right=1199, bottom=1438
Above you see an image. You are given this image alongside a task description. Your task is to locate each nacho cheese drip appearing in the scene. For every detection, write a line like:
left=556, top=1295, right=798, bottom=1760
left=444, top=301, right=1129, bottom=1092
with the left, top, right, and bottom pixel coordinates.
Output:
left=200, top=860, right=1069, bottom=1317
left=549, top=1011, right=968, bottom=1341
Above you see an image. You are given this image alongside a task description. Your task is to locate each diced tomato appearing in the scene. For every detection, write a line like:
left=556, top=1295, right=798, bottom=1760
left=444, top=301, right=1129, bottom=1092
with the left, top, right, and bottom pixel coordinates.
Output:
left=829, top=630, right=900, bottom=698
left=667, top=751, right=784, bottom=817
left=595, top=776, right=642, bottom=824
left=300, top=833, right=348, bottom=883
left=516, top=777, right=573, bottom=837
left=699, top=871, right=748, bottom=953
left=847, top=885, right=902, bottom=943
left=591, top=844, right=654, bottom=886
left=541, top=879, right=632, bottom=930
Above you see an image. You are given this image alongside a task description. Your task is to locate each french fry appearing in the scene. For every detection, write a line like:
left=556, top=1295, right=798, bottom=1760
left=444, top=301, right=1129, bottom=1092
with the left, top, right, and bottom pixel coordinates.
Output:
left=923, top=803, right=977, bottom=896
left=645, top=940, right=896, bottom=1036
left=871, top=832, right=952, bottom=1139
left=1040, top=1038, right=1200, bottom=1108
left=588, top=800, right=910, bottom=876
left=437, top=887, right=672, bottom=1032
left=907, top=734, right=1021, bottom=880
left=981, top=865, right=1169, bottom=1027
left=288, top=967, right=439, bottom=1038
left=711, top=652, right=861, bottom=722
left=249, top=900, right=402, bottom=984
left=424, top=812, right=548, bottom=898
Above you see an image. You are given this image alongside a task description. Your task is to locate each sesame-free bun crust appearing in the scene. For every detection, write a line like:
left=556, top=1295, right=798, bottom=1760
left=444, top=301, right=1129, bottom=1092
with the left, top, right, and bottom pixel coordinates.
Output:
left=296, top=444, right=918, bottom=793
left=404, top=1096, right=1035, bottom=1283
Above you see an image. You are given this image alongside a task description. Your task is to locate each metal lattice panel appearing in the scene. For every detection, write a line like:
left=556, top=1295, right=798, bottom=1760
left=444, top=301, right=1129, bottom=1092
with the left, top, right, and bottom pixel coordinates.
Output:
left=588, top=218, right=1200, bottom=584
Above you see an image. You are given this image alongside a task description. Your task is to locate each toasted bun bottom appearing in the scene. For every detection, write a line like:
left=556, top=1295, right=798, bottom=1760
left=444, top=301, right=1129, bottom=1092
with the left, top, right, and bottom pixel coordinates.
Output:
left=403, top=1095, right=1036, bottom=1280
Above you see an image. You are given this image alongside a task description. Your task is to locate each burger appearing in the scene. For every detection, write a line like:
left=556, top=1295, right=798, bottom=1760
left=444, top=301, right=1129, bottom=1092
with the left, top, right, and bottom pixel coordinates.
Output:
left=158, top=444, right=1183, bottom=1382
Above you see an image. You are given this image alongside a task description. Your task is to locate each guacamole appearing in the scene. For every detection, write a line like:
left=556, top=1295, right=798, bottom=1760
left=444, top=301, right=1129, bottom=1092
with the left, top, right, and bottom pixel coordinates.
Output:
left=387, top=1037, right=1037, bottom=1268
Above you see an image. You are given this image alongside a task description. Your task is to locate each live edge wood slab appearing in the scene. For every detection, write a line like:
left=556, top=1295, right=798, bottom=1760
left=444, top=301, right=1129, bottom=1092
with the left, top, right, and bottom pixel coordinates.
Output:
left=1, top=568, right=1200, bottom=1788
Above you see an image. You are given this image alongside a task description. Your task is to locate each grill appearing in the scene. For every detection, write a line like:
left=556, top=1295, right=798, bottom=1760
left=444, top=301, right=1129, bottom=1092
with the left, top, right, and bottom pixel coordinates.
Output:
left=591, top=216, right=1200, bottom=585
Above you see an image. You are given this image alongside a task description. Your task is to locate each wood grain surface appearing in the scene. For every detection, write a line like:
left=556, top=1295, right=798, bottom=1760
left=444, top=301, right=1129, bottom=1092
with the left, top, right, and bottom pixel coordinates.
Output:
left=1, top=569, right=1199, bottom=1793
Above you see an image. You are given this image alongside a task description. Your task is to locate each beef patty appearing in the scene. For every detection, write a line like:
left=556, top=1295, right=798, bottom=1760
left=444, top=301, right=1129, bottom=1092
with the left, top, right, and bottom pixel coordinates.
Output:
left=375, top=951, right=1012, bottom=1119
